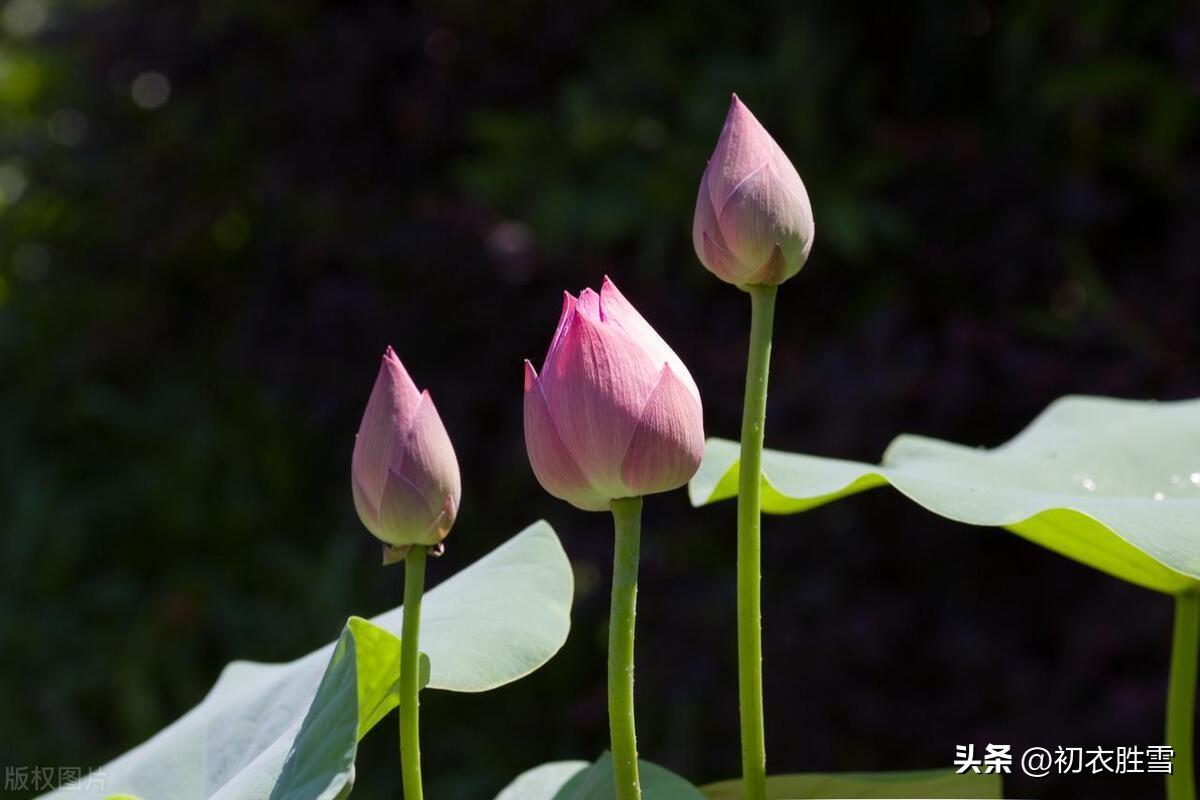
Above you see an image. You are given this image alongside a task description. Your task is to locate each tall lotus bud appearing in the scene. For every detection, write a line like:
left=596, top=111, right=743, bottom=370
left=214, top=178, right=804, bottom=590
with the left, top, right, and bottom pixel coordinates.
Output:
left=352, top=347, right=461, bottom=563
left=693, top=93, right=815, bottom=287
left=524, top=277, right=704, bottom=511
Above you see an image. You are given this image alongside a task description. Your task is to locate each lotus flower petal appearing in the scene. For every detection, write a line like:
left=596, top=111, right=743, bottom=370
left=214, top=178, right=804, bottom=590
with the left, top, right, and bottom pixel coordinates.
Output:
left=692, top=167, right=728, bottom=253
left=692, top=94, right=814, bottom=286
left=377, top=468, right=438, bottom=546
left=705, top=95, right=779, bottom=215
left=700, top=232, right=750, bottom=286
left=540, top=303, right=661, bottom=497
left=351, top=349, right=461, bottom=552
left=523, top=362, right=610, bottom=511
left=718, top=161, right=812, bottom=282
left=524, top=279, right=705, bottom=511
left=396, top=392, right=461, bottom=524
left=352, top=347, right=423, bottom=511
left=620, top=365, right=705, bottom=496
left=596, top=277, right=700, bottom=405
left=543, top=293, right=577, bottom=373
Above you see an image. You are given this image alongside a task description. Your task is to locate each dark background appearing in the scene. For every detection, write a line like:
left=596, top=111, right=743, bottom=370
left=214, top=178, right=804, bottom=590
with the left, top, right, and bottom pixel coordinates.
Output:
left=2, top=1, right=1199, bottom=798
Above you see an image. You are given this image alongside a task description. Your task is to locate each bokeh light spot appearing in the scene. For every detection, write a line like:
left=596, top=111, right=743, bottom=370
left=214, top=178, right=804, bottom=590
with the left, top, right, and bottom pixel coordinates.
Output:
left=0, top=163, right=28, bottom=208
left=48, top=107, right=88, bottom=146
left=131, top=71, right=170, bottom=109
left=1, top=0, right=49, bottom=38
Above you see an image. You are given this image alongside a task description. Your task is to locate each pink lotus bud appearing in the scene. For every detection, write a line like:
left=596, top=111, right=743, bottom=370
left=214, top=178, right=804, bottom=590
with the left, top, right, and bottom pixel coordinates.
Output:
left=523, top=277, right=704, bottom=511
left=693, top=94, right=815, bottom=286
left=352, top=347, right=461, bottom=561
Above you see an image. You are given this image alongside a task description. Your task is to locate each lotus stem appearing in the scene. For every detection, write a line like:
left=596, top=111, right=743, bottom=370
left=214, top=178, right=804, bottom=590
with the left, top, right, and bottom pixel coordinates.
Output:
left=1168, top=590, right=1199, bottom=800
left=609, top=496, right=644, bottom=800
left=736, top=283, right=776, bottom=800
left=399, top=545, right=427, bottom=800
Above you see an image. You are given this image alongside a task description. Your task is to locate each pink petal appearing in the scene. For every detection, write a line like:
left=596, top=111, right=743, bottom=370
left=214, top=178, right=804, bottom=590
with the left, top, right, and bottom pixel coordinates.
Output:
left=543, top=292, right=577, bottom=374
left=597, top=277, right=701, bottom=406
left=576, top=286, right=601, bottom=319
left=540, top=305, right=661, bottom=497
left=693, top=166, right=729, bottom=259
left=619, top=364, right=705, bottom=496
left=717, top=160, right=812, bottom=280
left=744, top=243, right=791, bottom=286
left=769, top=139, right=811, bottom=207
left=706, top=94, right=778, bottom=215
left=767, top=145, right=815, bottom=271
left=701, top=231, right=752, bottom=286
left=423, top=492, right=458, bottom=544
left=523, top=361, right=610, bottom=511
left=351, top=348, right=423, bottom=511
left=393, top=390, right=461, bottom=516
left=351, top=471, right=380, bottom=537
left=377, top=467, right=438, bottom=546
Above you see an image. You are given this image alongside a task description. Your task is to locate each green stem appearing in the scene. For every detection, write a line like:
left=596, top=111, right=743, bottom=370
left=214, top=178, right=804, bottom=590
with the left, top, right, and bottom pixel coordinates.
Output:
left=1168, top=590, right=1199, bottom=800
left=609, top=496, right=644, bottom=800
left=736, top=283, right=776, bottom=800
left=399, top=545, right=427, bottom=800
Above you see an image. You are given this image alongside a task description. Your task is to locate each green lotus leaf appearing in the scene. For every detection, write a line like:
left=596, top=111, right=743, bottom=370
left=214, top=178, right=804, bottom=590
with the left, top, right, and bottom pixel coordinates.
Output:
left=495, top=761, right=591, bottom=800
left=700, top=768, right=1003, bottom=798
left=43, top=521, right=574, bottom=800
left=495, top=761, right=1001, bottom=800
left=495, top=753, right=704, bottom=799
left=690, top=396, right=1200, bottom=595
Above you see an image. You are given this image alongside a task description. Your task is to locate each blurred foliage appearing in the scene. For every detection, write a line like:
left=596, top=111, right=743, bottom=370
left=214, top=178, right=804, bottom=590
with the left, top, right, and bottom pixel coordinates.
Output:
left=0, top=0, right=1198, bottom=798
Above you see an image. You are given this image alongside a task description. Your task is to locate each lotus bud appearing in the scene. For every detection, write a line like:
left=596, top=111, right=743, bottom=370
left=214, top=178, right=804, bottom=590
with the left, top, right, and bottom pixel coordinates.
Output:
left=352, top=347, right=461, bottom=563
left=524, top=277, right=704, bottom=511
left=693, top=93, right=815, bottom=287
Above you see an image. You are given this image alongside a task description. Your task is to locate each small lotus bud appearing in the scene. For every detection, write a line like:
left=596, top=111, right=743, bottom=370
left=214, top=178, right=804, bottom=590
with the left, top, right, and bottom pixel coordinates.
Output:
left=523, top=277, right=704, bottom=511
left=351, top=347, right=461, bottom=561
left=693, top=94, right=815, bottom=287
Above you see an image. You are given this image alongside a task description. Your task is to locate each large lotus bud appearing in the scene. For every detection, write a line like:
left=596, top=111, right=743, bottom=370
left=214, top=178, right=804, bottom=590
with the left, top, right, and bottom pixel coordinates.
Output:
left=693, top=94, right=815, bottom=287
left=523, top=277, right=704, bottom=511
left=352, top=347, right=461, bottom=562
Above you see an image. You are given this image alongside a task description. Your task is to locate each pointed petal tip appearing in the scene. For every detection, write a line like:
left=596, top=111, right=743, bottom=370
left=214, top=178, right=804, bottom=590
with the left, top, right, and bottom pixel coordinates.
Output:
left=557, top=290, right=580, bottom=324
left=523, top=359, right=538, bottom=390
left=598, top=274, right=625, bottom=312
left=553, top=291, right=578, bottom=329
left=381, top=346, right=416, bottom=385
left=576, top=286, right=601, bottom=320
left=727, top=93, right=753, bottom=119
